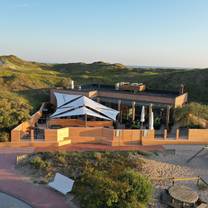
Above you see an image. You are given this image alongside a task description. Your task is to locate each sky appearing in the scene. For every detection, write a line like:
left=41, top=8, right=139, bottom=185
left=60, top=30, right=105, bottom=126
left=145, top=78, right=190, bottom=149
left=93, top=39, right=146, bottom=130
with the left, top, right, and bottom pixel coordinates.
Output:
left=0, top=0, right=208, bottom=68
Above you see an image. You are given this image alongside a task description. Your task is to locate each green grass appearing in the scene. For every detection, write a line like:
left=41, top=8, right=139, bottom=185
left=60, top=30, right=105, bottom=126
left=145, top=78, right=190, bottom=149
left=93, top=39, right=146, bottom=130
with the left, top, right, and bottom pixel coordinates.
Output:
left=0, top=55, right=72, bottom=112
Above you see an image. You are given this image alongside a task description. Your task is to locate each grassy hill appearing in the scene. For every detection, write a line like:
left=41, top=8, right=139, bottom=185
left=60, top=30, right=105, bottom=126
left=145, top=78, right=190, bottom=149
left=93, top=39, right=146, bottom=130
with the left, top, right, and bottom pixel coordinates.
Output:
left=1, top=55, right=208, bottom=108
left=0, top=55, right=208, bottom=107
left=0, top=55, right=72, bottom=110
left=52, top=61, right=208, bottom=103
left=0, top=54, right=208, bottom=140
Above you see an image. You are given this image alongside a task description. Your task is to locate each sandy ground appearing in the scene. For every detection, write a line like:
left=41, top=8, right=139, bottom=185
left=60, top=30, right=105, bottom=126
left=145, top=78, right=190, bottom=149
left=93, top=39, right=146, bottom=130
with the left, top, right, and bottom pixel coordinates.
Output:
left=140, top=145, right=208, bottom=207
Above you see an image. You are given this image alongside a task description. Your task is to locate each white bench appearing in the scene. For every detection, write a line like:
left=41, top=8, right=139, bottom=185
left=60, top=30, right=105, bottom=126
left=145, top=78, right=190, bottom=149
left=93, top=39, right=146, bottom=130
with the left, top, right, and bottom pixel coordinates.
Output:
left=48, top=173, right=74, bottom=195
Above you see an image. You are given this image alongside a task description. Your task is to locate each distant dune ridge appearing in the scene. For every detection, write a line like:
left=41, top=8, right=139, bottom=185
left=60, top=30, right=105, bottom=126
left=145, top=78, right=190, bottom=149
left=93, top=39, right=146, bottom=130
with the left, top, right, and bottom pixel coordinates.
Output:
left=0, top=55, right=208, bottom=112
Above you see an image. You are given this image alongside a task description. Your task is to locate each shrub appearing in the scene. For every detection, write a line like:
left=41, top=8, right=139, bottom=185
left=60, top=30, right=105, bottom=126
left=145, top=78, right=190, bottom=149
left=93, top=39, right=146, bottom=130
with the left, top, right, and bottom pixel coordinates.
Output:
left=25, top=151, right=152, bottom=208
left=30, top=156, right=50, bottom=171
left=76, top=169, right=119, bottom=208
left=0, top=98, right=30, bottom=140
left=175, top=102, right=208, bottom=128
left=118, top=169, right=153, bottom=207
left=0, top=131, right=10, bottom=142
left=75, top=167, right=152, bottom=208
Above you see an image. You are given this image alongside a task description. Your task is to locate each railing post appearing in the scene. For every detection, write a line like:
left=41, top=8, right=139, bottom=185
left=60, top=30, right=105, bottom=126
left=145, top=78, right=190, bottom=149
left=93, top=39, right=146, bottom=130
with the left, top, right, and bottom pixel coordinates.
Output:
left=31, top=130, right=34, bottom=142
left=164, top=129, right=167, bottom=140
left=176, top=129, right=179, bottom=140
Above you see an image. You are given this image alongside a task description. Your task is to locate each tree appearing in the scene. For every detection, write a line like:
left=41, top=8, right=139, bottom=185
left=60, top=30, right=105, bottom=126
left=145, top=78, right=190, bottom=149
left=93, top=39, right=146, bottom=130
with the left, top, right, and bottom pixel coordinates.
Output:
left=0, top=98, right=30, bottom=141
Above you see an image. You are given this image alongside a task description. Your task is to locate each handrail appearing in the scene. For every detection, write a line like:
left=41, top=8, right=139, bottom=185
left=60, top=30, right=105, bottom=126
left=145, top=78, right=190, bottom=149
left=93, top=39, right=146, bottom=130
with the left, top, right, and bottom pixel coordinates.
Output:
left=151, top=176, right=208, bottom=186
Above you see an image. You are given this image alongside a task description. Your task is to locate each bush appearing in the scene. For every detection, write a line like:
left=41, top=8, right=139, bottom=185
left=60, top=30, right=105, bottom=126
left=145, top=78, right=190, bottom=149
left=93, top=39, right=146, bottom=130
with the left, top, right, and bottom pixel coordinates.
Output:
left=0, top=98, right=30, bottom=140
left=75, top=167, right=152, bottom=208
left=25, top=151, right=152, bottom=207
left=118, top=169, right=153, bottom=207
left=0, top=131, right=10, bottom=142
left=76, top=169, right=119, bottom=208
left=175, top=102, right=208, bottom=128
left=30, top=156, right=50, bottom=171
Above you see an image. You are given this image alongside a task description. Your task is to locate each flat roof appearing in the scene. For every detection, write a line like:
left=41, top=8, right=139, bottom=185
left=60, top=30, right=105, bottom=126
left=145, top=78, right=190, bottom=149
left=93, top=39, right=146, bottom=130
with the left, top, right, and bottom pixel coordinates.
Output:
left=81, top=84, right=181, bottom=98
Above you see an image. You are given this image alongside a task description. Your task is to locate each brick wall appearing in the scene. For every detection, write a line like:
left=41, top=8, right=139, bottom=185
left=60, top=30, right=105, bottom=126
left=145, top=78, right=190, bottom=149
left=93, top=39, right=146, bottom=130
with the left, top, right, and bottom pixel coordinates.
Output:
left=142, top=128, right=208, bottom=145
left=48, top=119, right=113, bottom=128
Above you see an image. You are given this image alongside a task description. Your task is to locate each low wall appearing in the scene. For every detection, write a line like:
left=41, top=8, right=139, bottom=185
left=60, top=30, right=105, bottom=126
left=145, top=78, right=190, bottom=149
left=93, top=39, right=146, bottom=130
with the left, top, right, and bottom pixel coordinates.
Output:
left=44, top=127, right=69, bottom=142
left=112, top=129, right=142, bottom=146
left=48, top=119, right=113, bottom=128
left=57, top=128, right=69, bottom=142
left=69, top=127, right=103, bottom=144
left=142, top=129, right=208, bottom=145
left=174, top=93, right=188, bottom=107
left=10, top=106, right=208, bottom=148
left=188, top=129, right=208, bottom=143
left=11, top=103, right=45, bottom=142
left=68, top=127, right=143, bottom=146
left=8, top=126, right=70, bottom=148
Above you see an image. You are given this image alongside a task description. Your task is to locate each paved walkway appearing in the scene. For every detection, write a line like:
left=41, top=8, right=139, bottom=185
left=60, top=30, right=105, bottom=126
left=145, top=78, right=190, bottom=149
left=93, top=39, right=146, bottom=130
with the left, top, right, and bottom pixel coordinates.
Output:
left=0, top=153, right=68, bottom=208
left=36, top=144, right=164, bottom=152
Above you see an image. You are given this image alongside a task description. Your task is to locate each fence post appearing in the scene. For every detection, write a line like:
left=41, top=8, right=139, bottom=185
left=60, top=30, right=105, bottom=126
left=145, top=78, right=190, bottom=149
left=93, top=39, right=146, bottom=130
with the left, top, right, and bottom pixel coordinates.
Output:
left=176, top=129, right=179, bottom=140
left=31, top=130, right=34, bottom=142
left=164, top=129, right=167, bottom=140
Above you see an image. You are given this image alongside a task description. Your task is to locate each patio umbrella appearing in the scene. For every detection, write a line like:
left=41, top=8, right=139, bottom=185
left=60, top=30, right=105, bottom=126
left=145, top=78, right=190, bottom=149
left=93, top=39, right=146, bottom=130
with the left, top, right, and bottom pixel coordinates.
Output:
left=149, top=111, right=154, bottom=130
left=140, top=106, right=145, bottom=123
left=140, top=106, right=145, bottom=129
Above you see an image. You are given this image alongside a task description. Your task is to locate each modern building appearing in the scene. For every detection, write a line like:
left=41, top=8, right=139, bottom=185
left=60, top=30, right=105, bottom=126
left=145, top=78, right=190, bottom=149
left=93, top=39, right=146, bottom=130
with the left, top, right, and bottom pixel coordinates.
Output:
left=50, top=82, right=188, bottom=129
left=10, top=82, right=194, bottom=148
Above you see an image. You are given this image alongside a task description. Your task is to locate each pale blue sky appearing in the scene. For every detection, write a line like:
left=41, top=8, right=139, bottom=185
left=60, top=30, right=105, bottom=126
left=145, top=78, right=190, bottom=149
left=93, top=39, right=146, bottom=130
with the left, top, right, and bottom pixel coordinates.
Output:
left=0, top=0, right=208, bottom=67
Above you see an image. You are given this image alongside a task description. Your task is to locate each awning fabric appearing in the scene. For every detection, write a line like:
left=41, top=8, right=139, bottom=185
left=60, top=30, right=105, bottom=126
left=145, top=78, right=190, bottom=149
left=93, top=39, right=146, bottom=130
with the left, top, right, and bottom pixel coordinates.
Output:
left=50, top=92, right=119, bottom=121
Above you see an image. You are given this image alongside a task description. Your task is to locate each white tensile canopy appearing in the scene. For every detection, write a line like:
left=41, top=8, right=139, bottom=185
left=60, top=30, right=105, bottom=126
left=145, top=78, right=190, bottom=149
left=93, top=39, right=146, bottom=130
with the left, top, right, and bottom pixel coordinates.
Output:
left=50, top=92, right=119, bottom=121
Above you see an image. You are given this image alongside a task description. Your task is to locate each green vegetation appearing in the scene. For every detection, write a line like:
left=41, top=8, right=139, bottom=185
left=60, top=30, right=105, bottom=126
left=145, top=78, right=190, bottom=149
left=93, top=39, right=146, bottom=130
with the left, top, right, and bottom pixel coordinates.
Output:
left=0, top=55, right=72, bottom=140
left=0, top=97, right=30, bottom=141
left=1, top=55, right=208, bottom=139
left=175, top=102, right=208, bottom=128
left=20, top=151, right=153, bottom=208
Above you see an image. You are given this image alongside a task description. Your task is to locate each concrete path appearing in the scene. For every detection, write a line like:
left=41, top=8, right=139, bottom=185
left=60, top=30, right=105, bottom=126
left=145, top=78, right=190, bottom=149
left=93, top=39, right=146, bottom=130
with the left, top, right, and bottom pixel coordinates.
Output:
left=0, top=153, right=69, bottom=208
left=36, top=144, right=164, bottom=152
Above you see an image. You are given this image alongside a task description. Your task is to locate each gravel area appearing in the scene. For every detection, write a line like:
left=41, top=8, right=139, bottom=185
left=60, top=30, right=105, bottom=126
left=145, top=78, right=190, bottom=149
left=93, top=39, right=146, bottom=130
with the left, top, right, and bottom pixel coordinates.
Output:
left=140, top=145, right=208, bottom=207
